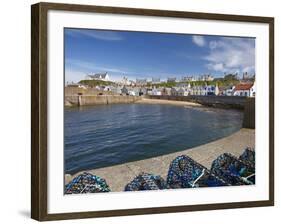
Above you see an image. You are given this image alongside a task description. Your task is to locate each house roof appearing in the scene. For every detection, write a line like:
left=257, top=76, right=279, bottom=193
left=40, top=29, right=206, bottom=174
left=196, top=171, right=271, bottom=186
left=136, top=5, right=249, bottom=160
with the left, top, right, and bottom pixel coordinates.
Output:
left=167, top=77, right=176, bottom=80
left=234, top=83, right=253, bottom=91
left=89, top=73, right=108, bottom=79
left=136, top=79, right=147, bottom=83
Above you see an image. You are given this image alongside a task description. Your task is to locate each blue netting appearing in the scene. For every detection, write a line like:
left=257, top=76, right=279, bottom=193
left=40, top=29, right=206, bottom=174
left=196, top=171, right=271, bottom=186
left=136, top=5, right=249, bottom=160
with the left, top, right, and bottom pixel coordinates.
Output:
left=239, top=147, right=255, bottom=165
left=211, top=153, right=255, bottom=185
left=65, top=172, right=110, bottom=194
left=167, top=155, right=228, bottom=189
left=65, top=149, right=255, bottom=194
left=125, top=172, right=167, bottom=191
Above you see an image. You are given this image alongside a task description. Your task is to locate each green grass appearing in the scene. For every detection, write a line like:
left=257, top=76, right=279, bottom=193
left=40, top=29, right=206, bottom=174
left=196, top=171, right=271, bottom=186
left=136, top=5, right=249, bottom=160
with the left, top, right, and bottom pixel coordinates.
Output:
left=79, top=79, right=115, bottom=87
left=79, top=74, right=247, bottom=88
left=153, top=79, right=240, bottom=88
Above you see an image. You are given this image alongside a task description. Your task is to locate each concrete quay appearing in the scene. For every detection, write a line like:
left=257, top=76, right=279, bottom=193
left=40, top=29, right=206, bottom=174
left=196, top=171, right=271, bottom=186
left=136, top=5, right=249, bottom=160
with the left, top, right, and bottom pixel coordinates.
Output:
left=65, top=128, right=255, bottom=192
left=65, top=95, right=141, bottom=106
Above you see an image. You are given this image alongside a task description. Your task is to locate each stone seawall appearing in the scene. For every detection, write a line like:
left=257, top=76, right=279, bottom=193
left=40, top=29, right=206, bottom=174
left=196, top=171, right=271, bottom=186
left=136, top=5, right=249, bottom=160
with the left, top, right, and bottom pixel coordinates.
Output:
left=144, top=95, right=255, bottom=129
left=65, top=95, right=255, bottom=129
left=243, top=97, right=255, bottom=129
left=65, top=95, right=141, bottom=106
left=65, top=86, right=114, bottom=96
left=65, top=128, right=255, bottom=192
left=145, top=95, right=247, bottom=109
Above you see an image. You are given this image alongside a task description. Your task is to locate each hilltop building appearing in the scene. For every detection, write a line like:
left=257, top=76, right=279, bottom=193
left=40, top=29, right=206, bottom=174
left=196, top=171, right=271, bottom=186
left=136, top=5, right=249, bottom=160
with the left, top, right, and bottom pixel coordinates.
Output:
left=136, top=78, right=147, bottom=86
left=199, top=74, right=214, bottom=81
left=152, top=77, right=161, bottom=84
left=120, top=76, right=133, bottom=86
left=182, top=76, right=196, bottom=82
left=121, top=86, right=129, bottom=95
left=242, top=72, right=250, bottom=80
left=167, top=77, right=177, bottom=82
left=86, top=72, right=110, bottom=81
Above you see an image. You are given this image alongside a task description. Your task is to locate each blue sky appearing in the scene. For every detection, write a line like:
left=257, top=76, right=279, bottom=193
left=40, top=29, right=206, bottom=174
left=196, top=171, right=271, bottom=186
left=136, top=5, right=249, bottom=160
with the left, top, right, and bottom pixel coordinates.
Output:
left=65, top=28, right=255, bottom=83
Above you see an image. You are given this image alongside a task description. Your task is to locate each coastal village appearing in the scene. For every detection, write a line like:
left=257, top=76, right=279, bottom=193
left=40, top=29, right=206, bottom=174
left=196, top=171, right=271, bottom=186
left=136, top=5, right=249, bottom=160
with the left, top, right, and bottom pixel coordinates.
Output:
left=66, top=72, right=256, bottom=98
left=65, top=71, right=256, bottom=193
left=63, top=30, right=257, bottom=195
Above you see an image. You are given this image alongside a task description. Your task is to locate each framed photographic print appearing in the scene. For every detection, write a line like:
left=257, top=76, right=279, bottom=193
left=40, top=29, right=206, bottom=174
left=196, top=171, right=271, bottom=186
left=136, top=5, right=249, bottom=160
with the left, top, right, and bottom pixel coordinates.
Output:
left=31, top=2, right=274, bottom=221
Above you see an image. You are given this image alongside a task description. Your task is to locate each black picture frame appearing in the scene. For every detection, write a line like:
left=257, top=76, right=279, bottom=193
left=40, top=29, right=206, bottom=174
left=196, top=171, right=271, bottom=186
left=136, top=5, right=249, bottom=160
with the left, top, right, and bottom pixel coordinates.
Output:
left=31, top=2, right=274, bottom=221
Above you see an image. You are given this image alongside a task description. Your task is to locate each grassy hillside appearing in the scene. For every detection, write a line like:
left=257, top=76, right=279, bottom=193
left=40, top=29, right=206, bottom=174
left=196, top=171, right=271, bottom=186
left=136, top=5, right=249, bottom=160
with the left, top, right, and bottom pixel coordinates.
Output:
left=154, top=79, right=240, bottom=88
left=79, top=79, right=115, bottom=87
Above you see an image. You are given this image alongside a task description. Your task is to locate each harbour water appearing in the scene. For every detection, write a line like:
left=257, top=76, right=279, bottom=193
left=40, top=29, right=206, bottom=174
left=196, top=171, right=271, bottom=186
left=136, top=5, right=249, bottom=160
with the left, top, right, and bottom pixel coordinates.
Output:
left=65, top=104, right=243, bottom=174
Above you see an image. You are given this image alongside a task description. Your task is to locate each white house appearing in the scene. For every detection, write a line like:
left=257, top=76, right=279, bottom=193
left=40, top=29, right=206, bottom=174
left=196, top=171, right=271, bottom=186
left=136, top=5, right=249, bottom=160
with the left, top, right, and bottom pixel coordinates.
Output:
left=111, top=86, right=122, bottom=95
left=120, top=76, right=130, bottom=86
left=121, top=86, right=129, bottom=95
left=177, top=87, right=189, bottom=96
left=87, top=72, right=110, bottom=81
left=250, top=82, right=256, bottom=97
left=171, top=87, right=180, bottom=96
left=128, top=87, right=140, bottom=96
left=136, top=79, right=147, bottom=86
left=215, top=83, right=220, bottom=96
left=205, top=85, right=216, bottom=95
left=223, top=86, right=235, bottom=96
left=139, top=88, right=147, bottom=96
left=128, top=90, right=136, bottom=96
left=102, top=86, right=112, bottom=91
left=191, top=86, right=206, bottom=96
left=151, top=88, right=162, bottom=96
left=162, top=87, right=171, bottom=96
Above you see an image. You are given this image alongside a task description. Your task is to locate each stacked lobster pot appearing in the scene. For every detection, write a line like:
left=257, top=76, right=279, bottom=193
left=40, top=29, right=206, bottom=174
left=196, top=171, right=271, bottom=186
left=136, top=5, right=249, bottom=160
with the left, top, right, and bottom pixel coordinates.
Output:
left=125, top=172, right=167, bottom=191
left=65, top=172, right=111, bottom=194
left=239, top=147, right=255, bottom=164
left=210, top=149, right=255, bottom=185
left=166, top=155, right=229, bottom=189
left=64, top=148, right=255, bottom=193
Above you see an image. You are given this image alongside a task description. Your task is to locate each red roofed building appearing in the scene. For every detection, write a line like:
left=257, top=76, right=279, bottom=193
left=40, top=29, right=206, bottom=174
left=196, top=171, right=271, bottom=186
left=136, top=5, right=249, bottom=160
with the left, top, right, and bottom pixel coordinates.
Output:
left=233, top=82, right=256, bottom=97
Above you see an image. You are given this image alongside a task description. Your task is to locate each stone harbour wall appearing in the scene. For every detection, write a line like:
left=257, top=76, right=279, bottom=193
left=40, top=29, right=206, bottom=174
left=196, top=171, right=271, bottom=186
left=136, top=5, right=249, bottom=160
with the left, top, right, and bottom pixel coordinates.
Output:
left=242, top=97, right=255, bottom=129
left=65, top=86, right=114, bottom=96
left=145, top=95, right=255, bottom=129
left=146, top=95, right=247, bottom=109
left=65, top=95, right=141, bottom=106
left=65, top=94, right=255, bottom=129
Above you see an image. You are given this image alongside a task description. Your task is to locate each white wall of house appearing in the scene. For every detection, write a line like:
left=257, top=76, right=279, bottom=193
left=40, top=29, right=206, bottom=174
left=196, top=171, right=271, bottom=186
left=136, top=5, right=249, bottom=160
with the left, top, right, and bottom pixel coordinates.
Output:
left=178, top=88, right=189, bottom=96
left=234, top=90, right=251, bottom=97
left=250, top=82, right=256, bottom=97
left=151, top=89, right=162, bottom=95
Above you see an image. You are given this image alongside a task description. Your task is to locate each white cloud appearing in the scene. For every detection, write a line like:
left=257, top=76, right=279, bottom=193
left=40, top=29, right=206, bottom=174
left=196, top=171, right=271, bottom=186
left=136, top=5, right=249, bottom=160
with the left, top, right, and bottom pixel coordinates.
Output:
left=192, top=35, right=206, bottom=47
left=66, top=59, right=130, bottom=74
left=65, top=59, right=143, bottom=82
left=66, top=29, right=124, bottom=41
left=242, top=66, right=255, bottom=73
left=204, top=37, right=255, bottom=74
left=209, top=40, right=224, bottom=50
left=206, top=63, right=224, bottom=72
